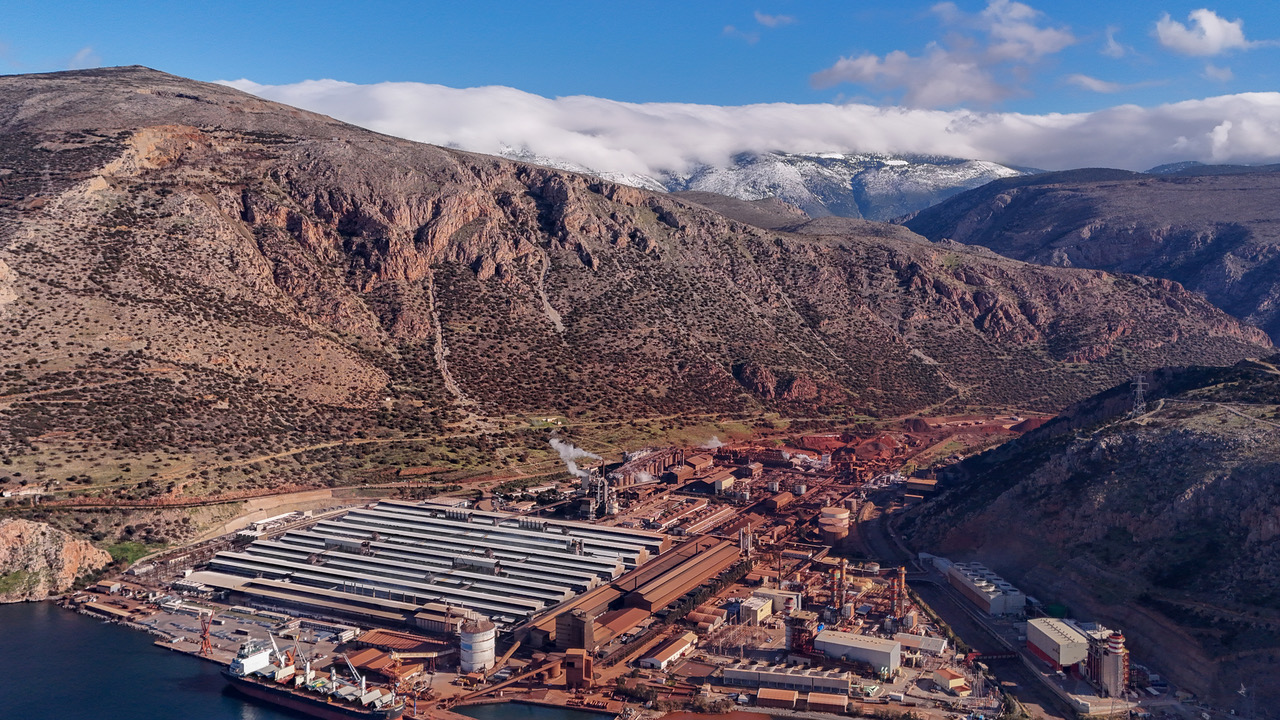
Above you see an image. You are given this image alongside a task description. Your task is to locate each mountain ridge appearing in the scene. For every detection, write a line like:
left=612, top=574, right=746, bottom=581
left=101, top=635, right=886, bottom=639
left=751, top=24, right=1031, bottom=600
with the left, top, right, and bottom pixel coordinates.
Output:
left=0, top=66, right=1269, bottom=506
left=902, top=169, right=1280, bottom=340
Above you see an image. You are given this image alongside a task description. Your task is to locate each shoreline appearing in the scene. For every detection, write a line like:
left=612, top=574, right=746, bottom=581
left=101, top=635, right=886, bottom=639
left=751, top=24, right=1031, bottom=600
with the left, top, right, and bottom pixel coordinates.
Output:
left=51, top=597, right=626, bottom=720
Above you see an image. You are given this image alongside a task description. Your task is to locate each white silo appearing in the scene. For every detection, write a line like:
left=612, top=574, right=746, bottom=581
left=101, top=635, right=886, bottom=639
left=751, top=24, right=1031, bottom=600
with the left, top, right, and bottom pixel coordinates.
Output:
left=460, top=619, right=497, bottom=673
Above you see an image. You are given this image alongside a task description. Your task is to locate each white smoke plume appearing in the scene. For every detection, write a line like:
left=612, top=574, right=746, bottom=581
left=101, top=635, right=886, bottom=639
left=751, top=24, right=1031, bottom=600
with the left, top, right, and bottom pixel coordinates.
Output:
left=700, top=436, right=726, bottom=449
left=221, top=78, right=1280, bottom=174
left=549, top=438, right=600, bottom=480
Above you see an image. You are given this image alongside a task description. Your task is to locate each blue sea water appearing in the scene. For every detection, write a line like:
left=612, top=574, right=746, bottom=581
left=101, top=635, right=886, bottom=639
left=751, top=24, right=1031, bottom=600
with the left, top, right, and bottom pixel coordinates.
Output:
left=0, top=602, right=613, bottom=720
left=0, top=601, right=295, bottom=720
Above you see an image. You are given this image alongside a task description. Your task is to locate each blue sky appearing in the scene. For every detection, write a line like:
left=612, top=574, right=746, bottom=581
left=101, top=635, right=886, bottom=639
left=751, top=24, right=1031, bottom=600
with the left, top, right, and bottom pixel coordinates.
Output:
left=5, top=2, right=1280, bottom=172
left=4, top=1, right=1276, bottom=112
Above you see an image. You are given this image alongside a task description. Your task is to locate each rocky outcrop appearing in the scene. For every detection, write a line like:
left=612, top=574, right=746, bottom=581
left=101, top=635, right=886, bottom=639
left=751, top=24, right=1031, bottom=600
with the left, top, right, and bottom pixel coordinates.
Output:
left=0, top=519, right=112, bottom=602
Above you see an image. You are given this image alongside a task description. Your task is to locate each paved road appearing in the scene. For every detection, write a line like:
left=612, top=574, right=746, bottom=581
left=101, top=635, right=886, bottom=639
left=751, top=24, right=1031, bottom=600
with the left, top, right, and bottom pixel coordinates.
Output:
left=911, top=582, right=1072, bottom=720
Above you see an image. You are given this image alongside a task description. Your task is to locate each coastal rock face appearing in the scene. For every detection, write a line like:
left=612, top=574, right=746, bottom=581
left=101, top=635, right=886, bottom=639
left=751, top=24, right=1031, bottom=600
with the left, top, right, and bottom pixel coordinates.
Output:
left=903, top=169, right=1280, bottom=340
left=0, top=67, right=1270, bottom=473
left=0, top=519, right=112, bottom=602
left=902, top=357, right=1280, bottom=712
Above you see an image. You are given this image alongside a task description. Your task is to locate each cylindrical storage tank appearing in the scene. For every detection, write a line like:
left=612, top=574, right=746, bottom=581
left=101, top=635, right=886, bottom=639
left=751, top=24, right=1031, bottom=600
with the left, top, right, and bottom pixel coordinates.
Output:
left=460, top=619, right=497, bottom=673
left=794, top=483, right=807, bottom=495
left=767, top=480, right=780, bottom=493
left=863, top=562, right=880, bottom=575
left=821, top=507, right=851, bottom=521
left=821, top=528, right=848, bottom=545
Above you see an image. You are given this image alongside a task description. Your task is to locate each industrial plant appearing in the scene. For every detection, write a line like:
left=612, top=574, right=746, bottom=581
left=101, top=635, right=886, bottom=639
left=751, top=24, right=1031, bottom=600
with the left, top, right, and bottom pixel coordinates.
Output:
left=64, top=429, right=1144, bottom=720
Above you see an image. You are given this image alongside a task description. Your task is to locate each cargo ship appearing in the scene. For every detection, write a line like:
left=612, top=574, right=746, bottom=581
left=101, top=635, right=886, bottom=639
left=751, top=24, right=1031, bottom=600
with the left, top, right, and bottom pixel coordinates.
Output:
left=223, top=638, right=404, bottom=720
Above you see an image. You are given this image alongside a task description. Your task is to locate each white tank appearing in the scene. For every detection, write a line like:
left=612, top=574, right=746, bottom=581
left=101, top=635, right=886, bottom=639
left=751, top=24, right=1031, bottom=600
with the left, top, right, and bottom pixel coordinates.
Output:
left=820, top=506, right=851, bottom=521
left=460, top=619, right=497, bottom=673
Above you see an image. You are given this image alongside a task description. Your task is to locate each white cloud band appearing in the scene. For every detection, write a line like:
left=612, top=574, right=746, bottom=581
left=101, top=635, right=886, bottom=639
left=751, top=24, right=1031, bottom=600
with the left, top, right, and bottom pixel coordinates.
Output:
left=221, top=78, right=1280, bottom=174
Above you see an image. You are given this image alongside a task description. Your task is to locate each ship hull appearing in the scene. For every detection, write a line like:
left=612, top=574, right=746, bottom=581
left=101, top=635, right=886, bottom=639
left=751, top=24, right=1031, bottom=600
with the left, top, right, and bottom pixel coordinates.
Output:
left=223, top=671, right=403, bottom=720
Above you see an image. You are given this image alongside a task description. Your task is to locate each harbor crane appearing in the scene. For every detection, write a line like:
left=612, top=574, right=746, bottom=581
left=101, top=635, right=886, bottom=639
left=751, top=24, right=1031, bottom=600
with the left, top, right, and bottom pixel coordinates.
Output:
left=198, top=610, right=215, bottom=657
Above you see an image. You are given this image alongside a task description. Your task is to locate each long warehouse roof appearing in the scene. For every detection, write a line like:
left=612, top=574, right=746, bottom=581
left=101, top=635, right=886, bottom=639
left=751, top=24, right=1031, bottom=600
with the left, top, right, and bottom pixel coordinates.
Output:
left=207, top=499, right=671, bottom=631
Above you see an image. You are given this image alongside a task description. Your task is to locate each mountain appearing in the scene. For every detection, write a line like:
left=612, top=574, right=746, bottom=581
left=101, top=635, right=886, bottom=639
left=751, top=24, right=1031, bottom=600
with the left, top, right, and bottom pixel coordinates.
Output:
left=0, top=67, right=1269, bottom=507
left=503, top=148, right=1029, bottom=222
left=900, top=357, right=1280, bottom=712
left=660, top=152, right=1029, bottom=221
left=1147, top=160, right=1280, bottom=176
left=902, top=169, right=1280, bottom=340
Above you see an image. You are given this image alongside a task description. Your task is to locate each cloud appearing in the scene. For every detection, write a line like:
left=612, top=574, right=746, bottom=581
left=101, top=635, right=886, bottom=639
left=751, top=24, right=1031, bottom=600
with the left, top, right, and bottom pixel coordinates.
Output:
left=812, top=46, right=1008, bottom=107
left=979, top=0, right=1075, bottom=62
left=221, top=78, right=1280, bottom=176
left=1101, top=26, right=1132, bottom=58
left=811, top=0, right=1074, bottom=107
left=754, top=11, right=795, bottom=28
left=1065, top=74, right=1125, bottom=93
left=66, top=46, right=100, bottom=70
left=1202, top=63, right=1234, bottom=82
left=723, top=25, right=760, bottom=44
left=1155, top=9, right=1252, bottom=56
left=1064, top=74, right=1163, bottom=94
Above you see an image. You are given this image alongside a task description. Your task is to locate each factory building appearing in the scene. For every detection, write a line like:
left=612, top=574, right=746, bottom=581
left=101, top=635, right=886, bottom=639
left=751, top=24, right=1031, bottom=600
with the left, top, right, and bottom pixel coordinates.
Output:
left=1086, top=631, right=1129, bottom=697
left=206, top=500, right=666, bottom=631
left=564, top=648, right=594, bottom=689
left=709, top=469, right=736, bottom=494
left=932, top=668, right=971, bottom=696
left=1027, top=618, right=1090, bottom=670
left=752, top=588, right=802, bottom=616
left=895, top=633, right=948, bottom=655
left=722, top=663, right=854, bottom=694
left=685, top=455, right=715, bottom=472
left=1028, top=619, right=1130, bottom=695
left=764, top=492, right=794, bottom=511
left=738, top=596, right=773, bottom=625
left=609, top=447, right=686, bottom=488
left=946, top=563, right=1026, bottom=616
left=814, top=630, right=901, bottom=675
left=622, top=539, right=740, bottom=612
left=756, top=688, right=799, bottom=709
left=640, top=632, right=698, bottom=670
left=806, top=692, right=849, bottom=713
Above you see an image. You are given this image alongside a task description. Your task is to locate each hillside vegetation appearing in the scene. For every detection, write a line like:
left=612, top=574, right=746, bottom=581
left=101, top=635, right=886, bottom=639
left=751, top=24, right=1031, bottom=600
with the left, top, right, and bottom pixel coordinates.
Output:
left=902, top=356, right=1280, bottom=711
left=0, top=67, right=1269, bottom=518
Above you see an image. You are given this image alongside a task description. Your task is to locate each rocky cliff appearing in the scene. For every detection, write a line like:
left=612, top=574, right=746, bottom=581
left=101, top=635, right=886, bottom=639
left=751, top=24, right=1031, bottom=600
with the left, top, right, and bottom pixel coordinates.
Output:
left=0, top=519, right=112, bottom=601
left=901, top=356, right=1280, bottom=712
left=0, top=67, right=1271, bottom=497
left=902, top=169, right=1280, bottom=340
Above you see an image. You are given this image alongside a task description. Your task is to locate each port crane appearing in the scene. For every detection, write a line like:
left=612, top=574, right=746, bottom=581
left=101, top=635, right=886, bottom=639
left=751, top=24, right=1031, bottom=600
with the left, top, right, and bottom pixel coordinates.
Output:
left=198, top=610, right=215, bottom=657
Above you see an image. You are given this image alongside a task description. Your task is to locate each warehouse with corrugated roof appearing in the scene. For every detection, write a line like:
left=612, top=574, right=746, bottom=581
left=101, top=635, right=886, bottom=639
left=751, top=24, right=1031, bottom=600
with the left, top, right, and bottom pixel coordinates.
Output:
left=207, top=500, right=668, bottom=631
